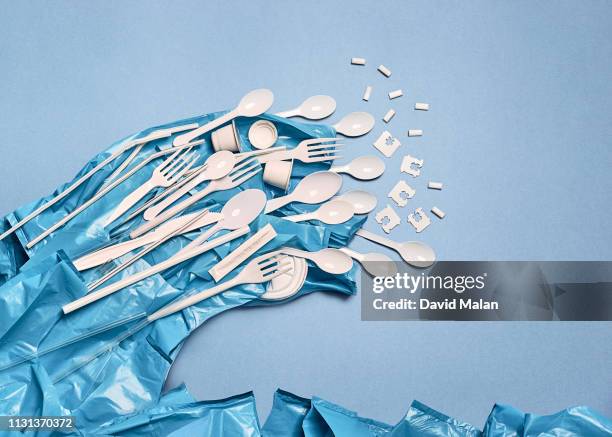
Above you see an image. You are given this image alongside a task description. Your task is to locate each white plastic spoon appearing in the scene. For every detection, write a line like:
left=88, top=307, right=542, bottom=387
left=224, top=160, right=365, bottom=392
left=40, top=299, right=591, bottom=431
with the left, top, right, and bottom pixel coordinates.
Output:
left=355, top=229, right=436, bottom=268
left=280, top=247, right=353, bottom=274
left=174, top=89, right=274, bottom=146
left=330, top=156, right=385, bottom=180
left=264, top=171, right=342, bottom=213
left=181, top=189, right=267, bottom=252
left=334, top=190, right=377, bottom=215
left=333, top=112, right=375, bottom=137
left=339, top=248, right=398, bottom=277
left=275, top=95, right=337, bottom=120
left=143, top=150, right=236, bottom=221
left=284, top=199, right=354, bottom=225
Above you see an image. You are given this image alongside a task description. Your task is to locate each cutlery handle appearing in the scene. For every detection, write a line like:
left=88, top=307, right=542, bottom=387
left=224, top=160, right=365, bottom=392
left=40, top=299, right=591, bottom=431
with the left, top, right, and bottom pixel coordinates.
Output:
left=355, top=229, right=398, bottom=250
left=264, top=196, right=291, bottom=213
left=0, top=149, right=122, bottom=242
left=181, top=223, right=220, bottom=252
left=144, top=169, right=207, bottom=220
left=257, top=150, right=293, bottom=164
left=329, top=165, right=347, bottom=174
left=147, top=277, right=240, bottom=322
left=132, top=183, right=216, bottom=237
left=282, top=212, right=312, bottom=223
left=173, top=111, right=234, bottom=146
left=274, top=109, right=299, bottom=118
left=62, top=227, right=249, bottom=315
left=73, top=234, right=153, bottom=271
left=26, top=141, right=203, bottom=248
left=105, top=181, right=156, bottom=226
left=338, top=247, right=360, bottom=260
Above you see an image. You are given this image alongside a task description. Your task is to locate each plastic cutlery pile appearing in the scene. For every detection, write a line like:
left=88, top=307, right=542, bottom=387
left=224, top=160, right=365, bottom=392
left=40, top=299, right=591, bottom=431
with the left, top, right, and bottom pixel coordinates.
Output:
left=1, top=87, right=437, bottom=325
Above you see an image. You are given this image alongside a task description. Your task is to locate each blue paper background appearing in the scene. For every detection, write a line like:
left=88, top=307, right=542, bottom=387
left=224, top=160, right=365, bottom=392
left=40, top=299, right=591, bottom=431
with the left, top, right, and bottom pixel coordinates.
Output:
left=1, top=0, right=611, bottom=427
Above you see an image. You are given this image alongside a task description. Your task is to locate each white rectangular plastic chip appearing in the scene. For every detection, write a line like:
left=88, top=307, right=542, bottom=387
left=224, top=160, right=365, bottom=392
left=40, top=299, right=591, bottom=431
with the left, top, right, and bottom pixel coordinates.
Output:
left=351, top=57, right=366, bottom=65
left=428, top=181, right=443, bottom=190
left=363, top=85, right=372, bottom=101
left=408, top=129, right=423, bottom=137
left=415, top=103, right=430, bottom=111
left=431, top=207, right=446, bottom=219
left=378, top=65, right=392, bottom=77
left=383, top=109, right=396, bottom=123
left=388, top=89, right=403, bottom=100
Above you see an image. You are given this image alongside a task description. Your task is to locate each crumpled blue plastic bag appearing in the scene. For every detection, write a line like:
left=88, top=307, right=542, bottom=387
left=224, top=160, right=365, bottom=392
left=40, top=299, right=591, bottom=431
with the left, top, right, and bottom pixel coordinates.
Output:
left=390, top=400, right=481, bottom=436
left=483, top=403, right=612, bottom=437
left=262, top=389, right=312, bottom=436
left=0, top=110, right=362, bottom=433
left=96, top=390, right=261, bottom=436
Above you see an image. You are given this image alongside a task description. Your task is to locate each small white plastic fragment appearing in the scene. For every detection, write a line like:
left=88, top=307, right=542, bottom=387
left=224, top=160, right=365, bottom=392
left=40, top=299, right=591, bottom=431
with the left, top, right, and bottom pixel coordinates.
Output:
left=363, top=85, right=372, bottom=101
left=351, top=57, right=366, bottom=65
left=407, top=207, right=431, bottom=233
left=378, top=65, right=392, bottom=77
left=388, top=89, right=403, bottom=100
left=431, top=207, right=446, bottom=219
left=373, top=131, right=401, bottom=158
left=400, top=154, right=424, bottom=177
left=375, top=205, right=401, bottom=234
left=388, top=180, right=416, bottom=207
left=415, top=103, right=430, bottom=111
left=428, top=181, right=443, bottom=190
left=383, top=109, right=395, bottom=123
left=408, top=129, right=423, bottom=137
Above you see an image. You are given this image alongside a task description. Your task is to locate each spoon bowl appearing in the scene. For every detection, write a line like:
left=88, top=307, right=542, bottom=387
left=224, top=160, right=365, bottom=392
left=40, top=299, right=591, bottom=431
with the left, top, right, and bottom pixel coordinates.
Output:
left=333, top=112, right=375, bottom=137
left=298, top=95, right=337, bottom=120
left=397, top=241, right=436, bottom=268
left=221, top=189, right=267, bottom=229
left=335, top=190, right=377, bottom=215
left=205, top=150, right=237, bottom=180
left=237, top=89, right=275, bottom=117
left=265, top=171, right=342, bottom=213
left=331, top=155, right=385, bottom=180
left=282, top=247, right=353, bottom=274
left=313, top=200, right=354, bottom=224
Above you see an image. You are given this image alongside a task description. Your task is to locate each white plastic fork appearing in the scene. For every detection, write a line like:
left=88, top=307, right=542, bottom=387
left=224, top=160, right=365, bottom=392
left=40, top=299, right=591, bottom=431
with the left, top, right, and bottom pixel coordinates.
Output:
left=117, top=146, right=286, bottom=228
left=26, top=140, right=204, bottom=248
left=61, top=226, right=251, bottom=315
left=103, top=148, right=198, bottom=226
left=0, top=123, right=199, bottom=242
left=130, top=158, right=262, bottom=238
left=146, top=251, right=292, bottom=322
left=257, top=137, right=343, bottom=164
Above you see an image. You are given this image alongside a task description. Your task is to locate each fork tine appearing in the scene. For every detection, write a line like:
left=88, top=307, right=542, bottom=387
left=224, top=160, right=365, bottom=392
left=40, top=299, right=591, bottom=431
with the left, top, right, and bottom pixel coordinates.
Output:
left=228, top=157, right=258, bottom=176
left=168, top=154, right=198, bottom=182
left=263, top=265, right=294, bottom=280
left=261, top=258, right=293, bottom=275
left=160, top=147, right=193, bottom=175
left=306, top=143, right=343, bottom=152
left=306, top=155, right=342, bottom=163
left=229, top=161, right=261, bottom=182
left=164, top=150, right=196, bottom=177
left=308, top=149, right=343, bottom=158
left=231, top=167, right=262, bottom=186
left=300, top=137, right=338, bottom=146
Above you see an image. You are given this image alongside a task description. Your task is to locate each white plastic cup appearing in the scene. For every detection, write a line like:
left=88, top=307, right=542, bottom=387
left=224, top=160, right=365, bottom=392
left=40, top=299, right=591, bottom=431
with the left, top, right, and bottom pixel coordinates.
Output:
left=263, top=160, right=293, bottom=191
left=211, top=120, right=241, bottom=152
left=248, top=120, right=278, bottom=150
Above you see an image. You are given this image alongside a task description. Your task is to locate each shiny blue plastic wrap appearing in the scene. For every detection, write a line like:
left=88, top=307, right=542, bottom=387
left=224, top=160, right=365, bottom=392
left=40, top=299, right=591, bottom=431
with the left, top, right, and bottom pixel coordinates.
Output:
left=98, top=390, right=261, bottom=436
left=262, top=389, right=312, bottom=436
left=483, top=403, right=612, bottom=437
left=0, top=111, right=360, bottom=433
left=390, top=401, right=481, bottom=436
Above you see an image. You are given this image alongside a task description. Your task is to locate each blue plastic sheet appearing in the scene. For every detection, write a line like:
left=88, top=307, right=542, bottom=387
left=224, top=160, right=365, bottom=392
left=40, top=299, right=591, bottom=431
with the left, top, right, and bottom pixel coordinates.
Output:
left=262, top=389, right=311, bottom=436
left=97, top=390, right=261, bottom=436
left=390, top=400, right=482, bottom=436
left=483, top=403, right=612, bottom=437
left=0, top=111, right=359, bottom=432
